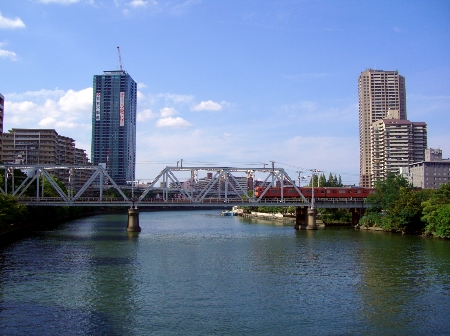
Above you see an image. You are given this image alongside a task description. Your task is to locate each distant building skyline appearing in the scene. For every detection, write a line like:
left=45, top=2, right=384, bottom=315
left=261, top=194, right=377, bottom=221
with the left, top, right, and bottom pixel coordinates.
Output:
left=91, top=70, right=137, bottom=185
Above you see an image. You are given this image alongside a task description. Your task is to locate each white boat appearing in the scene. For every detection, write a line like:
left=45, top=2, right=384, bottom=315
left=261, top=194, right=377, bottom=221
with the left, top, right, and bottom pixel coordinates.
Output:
left=221, top=210, right=235, bottom=216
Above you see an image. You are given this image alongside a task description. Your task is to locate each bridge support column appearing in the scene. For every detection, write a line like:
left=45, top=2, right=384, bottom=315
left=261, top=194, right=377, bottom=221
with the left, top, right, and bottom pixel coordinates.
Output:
left=351, top=208, right=365, bottom=226
left=127, top=208, right=141, bottom=232
left=306, top=208, right=318, bottom=230
left=294, top=206, right=308, bottom=230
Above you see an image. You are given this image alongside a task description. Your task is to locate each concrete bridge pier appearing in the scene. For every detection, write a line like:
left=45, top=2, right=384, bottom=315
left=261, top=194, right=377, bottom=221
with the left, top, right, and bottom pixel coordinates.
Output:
left=350, top=208, right=365, bottom=226
left=295, top=206, right=317, bottom=230
left=294, top=206, right=308, bottom=230
left=127, top=207, right=141, bottom=232
left=306, top=208, right=318, bottom=230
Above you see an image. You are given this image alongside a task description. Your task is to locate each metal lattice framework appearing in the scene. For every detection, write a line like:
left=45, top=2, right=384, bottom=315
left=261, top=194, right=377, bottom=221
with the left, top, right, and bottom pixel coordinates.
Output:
left=0, top=164, right=369, bottom=208
left=138, top=166, right=307, bottom=203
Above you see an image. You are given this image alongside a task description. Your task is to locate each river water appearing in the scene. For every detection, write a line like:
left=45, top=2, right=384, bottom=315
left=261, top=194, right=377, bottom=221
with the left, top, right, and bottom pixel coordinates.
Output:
left=0, top=210, right=449, bottom=335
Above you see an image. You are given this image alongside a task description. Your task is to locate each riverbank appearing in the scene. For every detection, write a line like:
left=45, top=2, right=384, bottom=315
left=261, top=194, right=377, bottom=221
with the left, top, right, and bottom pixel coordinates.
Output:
left=238, top=211, right=354, bottom=227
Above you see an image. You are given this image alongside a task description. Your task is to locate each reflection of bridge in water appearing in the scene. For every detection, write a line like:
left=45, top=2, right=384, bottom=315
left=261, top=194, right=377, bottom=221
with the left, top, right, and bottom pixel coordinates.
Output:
left=1, top=164, right=368, bottom=231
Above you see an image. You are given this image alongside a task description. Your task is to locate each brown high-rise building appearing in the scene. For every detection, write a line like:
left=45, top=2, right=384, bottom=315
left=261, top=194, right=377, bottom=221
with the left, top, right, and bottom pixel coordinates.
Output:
left=358, top=69, right=407, bottom=187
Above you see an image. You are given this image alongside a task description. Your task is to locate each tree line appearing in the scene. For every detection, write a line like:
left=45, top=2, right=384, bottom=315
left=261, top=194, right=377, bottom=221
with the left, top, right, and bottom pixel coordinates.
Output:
left=361, top=174, right=450, bottom=238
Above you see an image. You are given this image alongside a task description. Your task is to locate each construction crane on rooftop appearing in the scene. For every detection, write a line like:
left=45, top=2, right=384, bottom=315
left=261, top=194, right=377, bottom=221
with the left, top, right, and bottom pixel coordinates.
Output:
left=117, top=46, right=123, bottom=71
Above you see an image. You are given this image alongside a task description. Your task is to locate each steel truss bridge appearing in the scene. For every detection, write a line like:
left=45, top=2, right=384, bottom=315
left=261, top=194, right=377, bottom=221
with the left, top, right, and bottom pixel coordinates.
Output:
left=0, top=164, right=369, bottom=209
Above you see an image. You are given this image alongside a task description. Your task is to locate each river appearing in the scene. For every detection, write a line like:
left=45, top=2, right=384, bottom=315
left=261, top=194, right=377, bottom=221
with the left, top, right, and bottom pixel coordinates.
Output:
left=1, top=210, right=449, bottom=335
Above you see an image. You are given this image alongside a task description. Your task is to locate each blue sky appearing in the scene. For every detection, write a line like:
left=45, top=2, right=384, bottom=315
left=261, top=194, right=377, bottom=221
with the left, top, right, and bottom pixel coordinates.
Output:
left=1, top=0, right=449, bottom=184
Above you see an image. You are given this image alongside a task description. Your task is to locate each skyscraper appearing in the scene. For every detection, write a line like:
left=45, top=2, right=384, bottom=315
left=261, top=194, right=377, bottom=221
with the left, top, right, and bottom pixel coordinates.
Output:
left=91, top=70, right=137, bottom=185
left=358, top=69, right=406, bottom=187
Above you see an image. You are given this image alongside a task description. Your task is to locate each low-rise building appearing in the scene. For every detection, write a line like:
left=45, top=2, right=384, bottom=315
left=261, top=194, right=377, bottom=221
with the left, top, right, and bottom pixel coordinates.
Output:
left=409, top=148, right=450, bottom=189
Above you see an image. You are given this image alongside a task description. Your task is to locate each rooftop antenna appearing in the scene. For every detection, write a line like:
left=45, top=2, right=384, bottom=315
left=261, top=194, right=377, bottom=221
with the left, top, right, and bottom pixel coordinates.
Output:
left=117, top=46, right=123, bottom=71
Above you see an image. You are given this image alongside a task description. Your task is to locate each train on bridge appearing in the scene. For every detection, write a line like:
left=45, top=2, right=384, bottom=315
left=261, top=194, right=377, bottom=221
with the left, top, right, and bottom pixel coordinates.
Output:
left=255, top=186, right=375, bottom=199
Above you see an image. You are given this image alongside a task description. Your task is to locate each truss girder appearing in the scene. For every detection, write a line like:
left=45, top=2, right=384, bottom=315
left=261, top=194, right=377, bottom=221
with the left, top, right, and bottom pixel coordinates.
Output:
left=1, top=165, right=308, bottom=206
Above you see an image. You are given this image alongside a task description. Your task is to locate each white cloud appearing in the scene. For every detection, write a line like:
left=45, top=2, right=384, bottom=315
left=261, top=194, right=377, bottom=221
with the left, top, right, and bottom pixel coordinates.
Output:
left=160, top=107, right=177, bottom=117
left=38, top=117, right=57, bottom=127
left=128, top=0, right=152, bottom=7
left=156, top=117, right=193, bottom=128
left=0, top=49, right=18, bottom=61
left=137, top=82, right=147, bottom=89
left=6, top=88, right=67, bottom=102
left=158, top=93, right=194, bottom=104
left=58, top=88, right=92, bottom=112
left=4, top=87, right=92, bottom=132
left=137, top=92, right=194, bottom=107
left=0, top=12, right=26, bottom=29
left=137, top=108, right=157, bottom=121
left=191, top=100, right=223, bottom=111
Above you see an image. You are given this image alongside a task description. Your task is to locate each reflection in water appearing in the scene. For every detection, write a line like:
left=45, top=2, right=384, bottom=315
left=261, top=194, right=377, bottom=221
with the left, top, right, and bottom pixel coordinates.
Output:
left=357, top=233, right=450, bottom=335
left=0, top=210, right=449, bottom=335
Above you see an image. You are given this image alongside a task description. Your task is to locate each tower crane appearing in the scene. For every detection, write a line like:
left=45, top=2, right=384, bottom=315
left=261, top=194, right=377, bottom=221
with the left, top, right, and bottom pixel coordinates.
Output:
left=117, top=46, right=123, bottom=71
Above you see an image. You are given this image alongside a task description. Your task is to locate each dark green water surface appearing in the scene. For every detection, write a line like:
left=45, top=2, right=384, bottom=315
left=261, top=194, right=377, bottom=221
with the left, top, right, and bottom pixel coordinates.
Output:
left=1, top=210, right=449, bottom=335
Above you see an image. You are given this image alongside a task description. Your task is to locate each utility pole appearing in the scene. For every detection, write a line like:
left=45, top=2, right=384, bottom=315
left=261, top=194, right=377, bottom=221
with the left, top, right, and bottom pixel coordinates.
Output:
left=296, top=171, right=303, bottom=187
left=310, top=169, right=318, bottom=210
left=269, top=161, right=275, bottom=187
left=317, top=170, right=323, bottom=187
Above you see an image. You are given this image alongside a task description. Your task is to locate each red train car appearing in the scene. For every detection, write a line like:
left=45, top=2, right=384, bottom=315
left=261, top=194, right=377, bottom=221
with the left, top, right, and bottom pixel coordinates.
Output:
left=254, top=186, right=375, bottom=199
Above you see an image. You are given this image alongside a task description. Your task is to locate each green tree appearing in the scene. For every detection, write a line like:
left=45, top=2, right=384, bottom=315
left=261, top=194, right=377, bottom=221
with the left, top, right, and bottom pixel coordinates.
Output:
left=422, top=183, right=450, bottom=238
left=306, top=173, right=343, bottom=187
left=43, top=175, right=68, bottom=197
left=364, top=173, right=432, bottom=233
left=0, top=194, right=28, bottom=230
left=366, top=173, right=412, bottom=212
left=320, top=208, right=351, bottom=224
left=381, top=187, right=430, bottom=233
left=0, top=168, right=29, bottom=194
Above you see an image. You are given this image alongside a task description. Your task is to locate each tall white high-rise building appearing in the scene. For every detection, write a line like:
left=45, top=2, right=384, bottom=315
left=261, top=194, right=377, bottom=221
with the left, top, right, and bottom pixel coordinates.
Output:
left=358, top=69, right=407, bottom=187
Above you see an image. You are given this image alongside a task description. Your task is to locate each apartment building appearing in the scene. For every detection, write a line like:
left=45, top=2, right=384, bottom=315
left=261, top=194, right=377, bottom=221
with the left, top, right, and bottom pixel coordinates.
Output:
left=358, top=69, right=406, bottom=187
left=1, top=128, right=90, bottom=189
left=410, top=148, right=450, bottom=189
left=370, top=118, right=427, bottom=182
